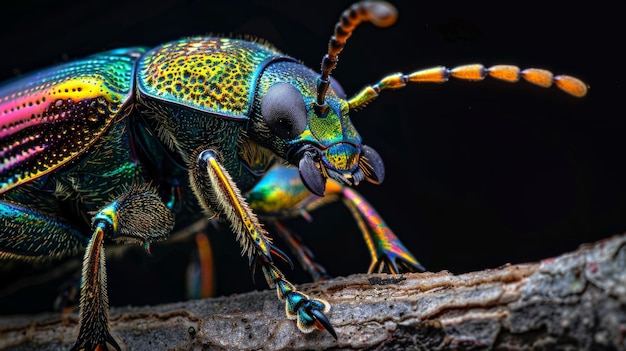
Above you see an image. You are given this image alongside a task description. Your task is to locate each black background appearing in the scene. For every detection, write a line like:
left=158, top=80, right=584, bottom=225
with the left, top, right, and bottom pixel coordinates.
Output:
left=0, top=1, right=619, bottom=314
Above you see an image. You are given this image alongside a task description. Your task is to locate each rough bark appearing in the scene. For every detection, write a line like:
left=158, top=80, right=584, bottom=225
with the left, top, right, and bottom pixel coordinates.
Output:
left=1, top=233, right=625, bottom=351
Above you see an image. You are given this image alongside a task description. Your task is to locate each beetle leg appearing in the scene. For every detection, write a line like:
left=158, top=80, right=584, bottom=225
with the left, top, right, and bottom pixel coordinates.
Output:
left=246, top=165, right=425, bottom=274
left=270, top=220, right=331, bottom=282
left=191, top=149, right=337, bottom=339
left=185, top=230, right=215, bottom=299
left=162, top=218, right=216, bottom=299
left=308, top=177, right=425, bottom=273
left=245, top=165, right=333, bottom=281
left=71, top=216, right=120, bottom=351
left=0, top=201, right=87, bottom=324
left=332, top=184, right=426, bottom=274
left=0, top=201, right=89, bottom=261
left=71, top=184, right=174, bottom=351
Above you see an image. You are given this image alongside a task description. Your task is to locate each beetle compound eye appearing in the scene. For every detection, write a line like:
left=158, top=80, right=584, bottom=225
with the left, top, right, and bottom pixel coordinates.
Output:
left=261, top=83, right=307, bottom=139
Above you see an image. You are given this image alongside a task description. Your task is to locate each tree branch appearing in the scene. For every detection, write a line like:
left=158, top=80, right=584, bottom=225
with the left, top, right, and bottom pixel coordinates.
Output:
left=1, top=233, right=625, bottom=350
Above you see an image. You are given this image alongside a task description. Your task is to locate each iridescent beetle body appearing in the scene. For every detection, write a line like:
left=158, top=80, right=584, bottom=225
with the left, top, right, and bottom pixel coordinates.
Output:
left=0, top=1, right=587, bottom=350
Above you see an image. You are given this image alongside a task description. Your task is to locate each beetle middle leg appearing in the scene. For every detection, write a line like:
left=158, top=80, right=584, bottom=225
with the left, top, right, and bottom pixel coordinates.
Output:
left=69, top=184, right=174, bottom=351
left=190, top=149, right=337, bottom=338
left=1, top=181, right=185, bottom=350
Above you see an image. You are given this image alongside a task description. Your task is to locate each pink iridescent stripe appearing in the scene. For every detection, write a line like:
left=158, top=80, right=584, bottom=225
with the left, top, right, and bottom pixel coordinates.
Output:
left=0, top=144, right=46, bottom=173
left=343, top=187, right=412, bottom=259
left=0, top=93, right=48, bottom=138
left=0, top=135, right=40, bottom=159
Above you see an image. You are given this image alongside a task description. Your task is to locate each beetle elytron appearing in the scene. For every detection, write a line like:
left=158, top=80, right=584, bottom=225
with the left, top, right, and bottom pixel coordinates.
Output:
left=0, top=1, right=587, bottom=350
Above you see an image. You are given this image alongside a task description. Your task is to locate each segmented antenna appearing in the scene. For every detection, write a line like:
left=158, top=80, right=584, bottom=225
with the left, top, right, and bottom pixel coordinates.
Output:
left=315, top=1, right=397, bottom=113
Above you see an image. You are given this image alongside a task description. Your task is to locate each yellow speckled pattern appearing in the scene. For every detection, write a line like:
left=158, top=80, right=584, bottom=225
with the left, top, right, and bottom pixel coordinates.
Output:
left=137, top=37, right=285, bottom=119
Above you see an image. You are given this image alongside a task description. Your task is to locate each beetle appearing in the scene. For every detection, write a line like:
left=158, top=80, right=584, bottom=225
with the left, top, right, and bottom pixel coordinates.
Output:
left=0, top=1, right=588, bottom=350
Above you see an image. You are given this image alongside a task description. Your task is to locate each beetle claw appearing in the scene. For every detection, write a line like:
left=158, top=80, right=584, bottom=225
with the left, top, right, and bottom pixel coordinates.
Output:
left=269, top=243, right=294, bottom=270
left=283, top=291, right=337, bottom=339
left=370, top=255, right=426, bottom=274
left=249, top=243, right=295, bottom=284
left=310, top=307, right=337, bottom=339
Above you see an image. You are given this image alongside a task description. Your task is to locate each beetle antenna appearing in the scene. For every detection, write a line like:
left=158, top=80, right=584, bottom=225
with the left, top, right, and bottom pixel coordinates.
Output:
left=315, top=1, right=397, bottom=114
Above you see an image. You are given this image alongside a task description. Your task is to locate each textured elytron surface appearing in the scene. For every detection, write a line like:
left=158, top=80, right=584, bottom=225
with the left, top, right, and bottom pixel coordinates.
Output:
left=0, top=49, right=141, bottom=193
left=137, top=37, right=282, bottom=118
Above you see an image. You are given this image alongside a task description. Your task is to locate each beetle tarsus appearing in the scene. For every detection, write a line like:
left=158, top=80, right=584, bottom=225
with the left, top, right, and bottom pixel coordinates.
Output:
left=261, top=262, right=337, bottom=339
left=370, top=255, right=426, bottom=274
left=310, top=307, right=337, bottom=339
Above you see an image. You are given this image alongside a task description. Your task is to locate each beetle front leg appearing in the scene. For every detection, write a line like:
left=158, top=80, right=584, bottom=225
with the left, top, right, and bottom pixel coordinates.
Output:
left=190, top=149, right=337, bottom=339
left=332, top=183, right=426, bottom=274
left=71, top=185, right=174, bottom=351
left=246, top=165, right=425, bottom=275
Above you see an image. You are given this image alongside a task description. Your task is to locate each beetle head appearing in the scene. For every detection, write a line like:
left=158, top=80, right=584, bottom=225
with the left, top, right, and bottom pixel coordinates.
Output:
left=250, top=61, right=384, bottom=196
left=248, top=1, right=397, bottom=196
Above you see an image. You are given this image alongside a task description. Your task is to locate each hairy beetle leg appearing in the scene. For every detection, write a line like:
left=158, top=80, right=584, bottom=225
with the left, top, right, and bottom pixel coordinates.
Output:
left=192, top=149, right=275, bottom=261
left=192, top=150, right=337, bottom=338
left=71, top=222, right=120, bottom=351
left=72, top=185, right=174, bottom=351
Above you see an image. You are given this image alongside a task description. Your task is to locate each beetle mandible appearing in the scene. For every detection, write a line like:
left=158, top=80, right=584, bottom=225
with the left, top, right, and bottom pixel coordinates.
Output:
left=0, top=1, right=588, bottom=350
